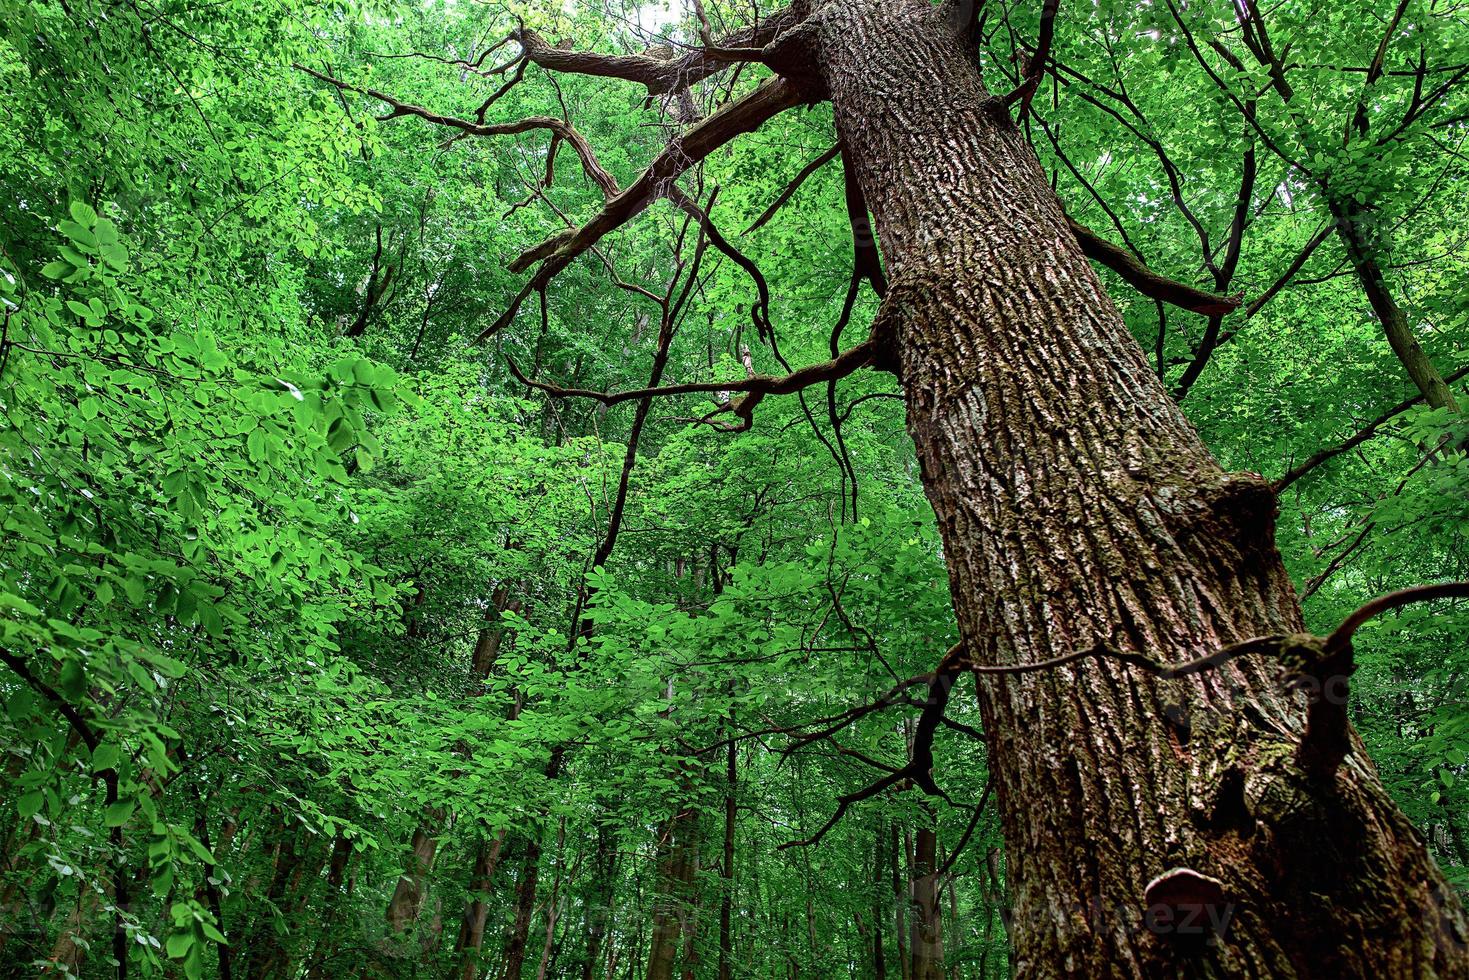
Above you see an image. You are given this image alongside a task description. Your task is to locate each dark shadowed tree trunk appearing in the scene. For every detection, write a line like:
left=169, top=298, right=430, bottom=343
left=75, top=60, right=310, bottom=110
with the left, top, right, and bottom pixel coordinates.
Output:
left=577, top=822, right=618, bottom=980
left=454, top=829, right=507, bottom=980
left=242, top=817, right=306, bottom=979
left=785, top=1, right=1469, bottom=976
left=717, top=737, right=737, bottom=980
left=502, top=749, right=557, bottom=980
left=891, top=822, right=909, bottom=980
left=870, top=822, right=888, bottom=980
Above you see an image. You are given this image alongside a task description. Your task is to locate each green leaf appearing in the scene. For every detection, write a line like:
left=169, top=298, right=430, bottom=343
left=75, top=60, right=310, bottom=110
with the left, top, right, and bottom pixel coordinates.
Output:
left=166, top=930, right=194, bottom=959
left=183, top=944, right=204, bottom=980
left=57, top=659, right=86, bottom=701
left=0, top=593, right=42, bottom=617
left=104, top=798, right=137, bottom=827
left=92, top=743, right=120, bottom=771
left=17, top=791, right=43, bottom=819
left=68, top=201, right=98, bottom=227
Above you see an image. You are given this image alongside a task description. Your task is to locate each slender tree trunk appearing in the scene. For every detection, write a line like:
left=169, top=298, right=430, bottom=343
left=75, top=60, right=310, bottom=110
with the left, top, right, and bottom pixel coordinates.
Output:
left=792, top=2, right=1469, bottom=975
left=456, top=830, right=507, bottom=980
left=535, top=818, right=570, bottom=980
left=1328, top=197, right=1461, bottom=414
left=502, top=841, right=542, bottom=980
left=908, top=825, right=944, bottom=980
left=578, top=823, right=618, bottom=980
left=303, top=833, right=352, bottom=979
left=242, top=818, right=303, bottom=979
left=871, top=823, right=888, bottom=980
left=717, top=725, right=737, bottom=980
left=645, top=806, right=701, bottom=980
left=386, top=817, right=443, bottom=933
left=891, top=822, right=909, bottom=980
left=503, top=747, right=560, bottom=980
left=194, top=803, right=237, bottom=980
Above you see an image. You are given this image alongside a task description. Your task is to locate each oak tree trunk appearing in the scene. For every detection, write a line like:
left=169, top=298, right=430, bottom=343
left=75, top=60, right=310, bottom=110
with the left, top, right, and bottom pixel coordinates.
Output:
left=788, top=2, right=1469, bottom=975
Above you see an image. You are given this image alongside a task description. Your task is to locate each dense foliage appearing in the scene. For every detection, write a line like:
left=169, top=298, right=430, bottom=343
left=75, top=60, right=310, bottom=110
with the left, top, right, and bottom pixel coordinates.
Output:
left=0, top=0, right=1466, bottom=976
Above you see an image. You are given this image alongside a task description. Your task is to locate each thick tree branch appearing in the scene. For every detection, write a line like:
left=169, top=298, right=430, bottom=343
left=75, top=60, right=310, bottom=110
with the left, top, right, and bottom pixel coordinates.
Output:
left=512, top=5, right=809, bottom=95
left=1002, top=0, right=1059, bottom=119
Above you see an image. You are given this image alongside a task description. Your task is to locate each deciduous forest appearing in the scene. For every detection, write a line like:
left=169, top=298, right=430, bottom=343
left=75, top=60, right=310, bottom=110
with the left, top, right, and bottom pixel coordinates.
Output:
left=2, top=0, right=1469, bottom=976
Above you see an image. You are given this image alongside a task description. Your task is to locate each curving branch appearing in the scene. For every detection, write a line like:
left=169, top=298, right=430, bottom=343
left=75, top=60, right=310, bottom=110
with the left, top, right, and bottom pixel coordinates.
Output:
left=480, top=77, right=809, bottom=341
left=1068, top=215, right=1241, bottom=316
left=783, top=581, right=1469, bottom=847
left=295, top=64, right=618, bottom=198
left=1326, top=582, right=1469, bottom=653
left=507, top=339, right=875, bottom=418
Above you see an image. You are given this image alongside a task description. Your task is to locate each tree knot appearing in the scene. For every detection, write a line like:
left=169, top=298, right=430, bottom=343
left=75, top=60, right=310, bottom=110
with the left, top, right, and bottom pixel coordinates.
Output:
left=1142, top=867, right=1234, bottom=945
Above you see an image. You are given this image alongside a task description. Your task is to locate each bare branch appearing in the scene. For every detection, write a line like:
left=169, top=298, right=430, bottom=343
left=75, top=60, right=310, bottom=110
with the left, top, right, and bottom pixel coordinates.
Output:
left=294, top=64, right=619, bottom=198
left=1327, top=582, right=1469, bottom=653
left=1173, top=128, right=1259, bottom=399
left=506, top=339, right=875, bottom=411
left=1067, top=215, right=1241, bottom=316
left=1238, top=222, right=1334, bottom=320
left=478, top=77, right=809, bottom=341
left=935, top=776, right=993, bottom=878
left=745, top=143, right=841, bottom=234
left=1273, top=362, right=1469, bottom=492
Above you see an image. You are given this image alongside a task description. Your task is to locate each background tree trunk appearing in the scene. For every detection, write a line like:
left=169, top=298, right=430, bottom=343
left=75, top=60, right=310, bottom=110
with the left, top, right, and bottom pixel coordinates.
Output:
left=908, top=825, right=944, bottom=980
left=386, top=817, right=443, bottom=933
left=645, top=806, right=701, bottom=980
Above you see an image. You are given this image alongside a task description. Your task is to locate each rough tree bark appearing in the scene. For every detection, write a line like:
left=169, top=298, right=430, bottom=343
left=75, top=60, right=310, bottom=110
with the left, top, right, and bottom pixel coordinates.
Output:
left=788, top=2, right=1469, bottom=976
